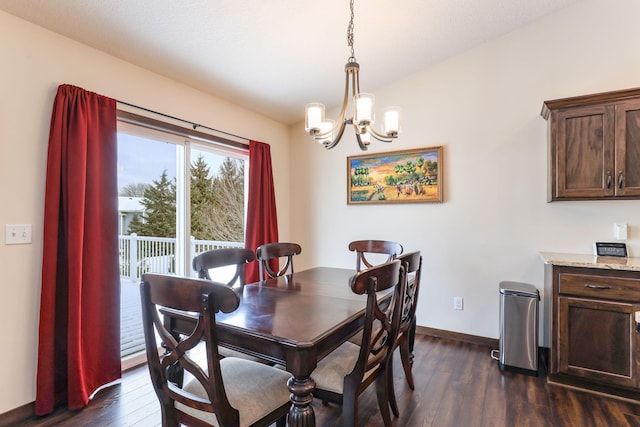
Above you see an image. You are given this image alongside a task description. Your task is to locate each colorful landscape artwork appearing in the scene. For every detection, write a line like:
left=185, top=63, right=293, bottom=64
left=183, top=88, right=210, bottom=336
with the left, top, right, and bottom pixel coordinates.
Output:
left=347, top=146, right=443, bottom=204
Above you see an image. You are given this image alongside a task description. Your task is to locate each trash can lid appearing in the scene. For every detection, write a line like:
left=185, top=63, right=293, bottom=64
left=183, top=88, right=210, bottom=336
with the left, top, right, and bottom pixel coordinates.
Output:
left=499, top=281, right=539, bottom=298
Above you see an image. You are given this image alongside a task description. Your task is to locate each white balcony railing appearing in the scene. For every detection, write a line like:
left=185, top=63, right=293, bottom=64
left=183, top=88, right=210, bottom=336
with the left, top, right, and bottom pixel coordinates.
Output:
left=119, top=234, right=244, bottom=281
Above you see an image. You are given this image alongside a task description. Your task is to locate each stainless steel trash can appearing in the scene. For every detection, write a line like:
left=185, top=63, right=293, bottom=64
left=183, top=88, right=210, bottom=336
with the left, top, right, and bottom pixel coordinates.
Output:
left=495, top=281, right=539, bottom=376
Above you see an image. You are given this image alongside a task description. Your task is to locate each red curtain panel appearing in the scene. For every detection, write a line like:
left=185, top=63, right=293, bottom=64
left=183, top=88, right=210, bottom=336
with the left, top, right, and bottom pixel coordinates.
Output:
left=244, top=140, right=279, bottom=283
left=36, top=85, right=121, bottom=415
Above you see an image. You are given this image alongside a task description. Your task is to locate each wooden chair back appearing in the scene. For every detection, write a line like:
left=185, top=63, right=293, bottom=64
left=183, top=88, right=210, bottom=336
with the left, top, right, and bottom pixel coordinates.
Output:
left=140, top=273, right=241, bottom=426
left=396, top=251, right=422, bottom=337
left=192, top=247, right=255, bottom=287
left=313, top=259, right=407, bottom=427
left=388, top=250, right=422, bottom=416
left=255, top=242, right=302, bottom=280
left=348, top=239, right=403, bottom=271
left=350, top=259, right=406, bottom=385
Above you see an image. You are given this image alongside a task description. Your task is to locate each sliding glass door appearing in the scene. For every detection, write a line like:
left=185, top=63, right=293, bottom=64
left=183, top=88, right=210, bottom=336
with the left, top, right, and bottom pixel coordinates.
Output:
left=116, top=120, right=248, bottom=361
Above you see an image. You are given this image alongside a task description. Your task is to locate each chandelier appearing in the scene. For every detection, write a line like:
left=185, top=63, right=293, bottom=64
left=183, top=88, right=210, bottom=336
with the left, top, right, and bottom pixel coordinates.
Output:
left=304, top=0, right=401, bottom=151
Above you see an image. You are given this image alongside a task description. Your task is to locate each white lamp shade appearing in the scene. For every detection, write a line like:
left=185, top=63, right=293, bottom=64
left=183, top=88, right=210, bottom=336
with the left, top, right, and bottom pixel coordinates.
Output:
left=305, top=103, right=325, bottom=132
left=318, top=119, right=334, bottom=144
left=382, top=106, right=401, bottom=135
left=354, top=93, right=374, bottom=125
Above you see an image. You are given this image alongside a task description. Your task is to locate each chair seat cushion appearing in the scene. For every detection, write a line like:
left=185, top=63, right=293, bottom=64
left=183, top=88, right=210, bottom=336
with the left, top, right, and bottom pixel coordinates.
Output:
left=177, top=357, right=291, bottom=427
left=312, top=341, right=361, bottom=394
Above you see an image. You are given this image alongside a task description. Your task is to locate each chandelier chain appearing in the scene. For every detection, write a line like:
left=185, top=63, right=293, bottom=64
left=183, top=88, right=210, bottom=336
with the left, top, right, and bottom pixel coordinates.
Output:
left=347, top=0, right=356, bottom=62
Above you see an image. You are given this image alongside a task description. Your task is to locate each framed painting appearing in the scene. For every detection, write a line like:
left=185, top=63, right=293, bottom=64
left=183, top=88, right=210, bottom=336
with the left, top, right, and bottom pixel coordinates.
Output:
left=347, top=146, right=443, bottom=204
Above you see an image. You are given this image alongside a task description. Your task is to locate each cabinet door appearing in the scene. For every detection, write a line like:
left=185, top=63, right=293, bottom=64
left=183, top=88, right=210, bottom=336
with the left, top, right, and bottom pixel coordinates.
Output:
left=558, top=296, right=640, bottom=389
left=554, top=105, right=615, bottom=199
left=615, top=100, right=640, bottom=196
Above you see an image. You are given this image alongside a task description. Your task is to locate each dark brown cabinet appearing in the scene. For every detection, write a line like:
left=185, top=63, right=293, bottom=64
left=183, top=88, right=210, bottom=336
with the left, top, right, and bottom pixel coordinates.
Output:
left=614, top=100, right=640, bottom=196
left=551, top=266, right=640, bottom=396
left=542, top=88, right=640, bottom=201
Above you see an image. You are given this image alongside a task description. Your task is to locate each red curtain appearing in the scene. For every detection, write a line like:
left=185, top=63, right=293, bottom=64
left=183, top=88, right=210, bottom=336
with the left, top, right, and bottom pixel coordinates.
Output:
left=244, top=140, right=279, bottom=283
left=36, top=85, right=121, bottom=415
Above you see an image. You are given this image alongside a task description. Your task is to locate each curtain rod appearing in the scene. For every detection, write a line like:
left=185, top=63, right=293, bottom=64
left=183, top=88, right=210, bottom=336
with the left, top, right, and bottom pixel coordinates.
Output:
left=116, top=99, right=250, bottom=143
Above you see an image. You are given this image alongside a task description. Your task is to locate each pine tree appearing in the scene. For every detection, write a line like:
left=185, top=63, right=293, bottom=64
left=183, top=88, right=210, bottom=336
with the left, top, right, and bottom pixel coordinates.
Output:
left=127, top=213, right=144, bottom=233
left=190, top=154, right=215, bottom=239
left=127, top=170, right=176, bottom=237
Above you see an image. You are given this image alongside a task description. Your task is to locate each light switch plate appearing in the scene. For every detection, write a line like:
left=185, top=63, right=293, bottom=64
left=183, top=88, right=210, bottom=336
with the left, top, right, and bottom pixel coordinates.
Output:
left=5, top=224, right=32, bottom=245
left=615, top=223, right=628, bottom=241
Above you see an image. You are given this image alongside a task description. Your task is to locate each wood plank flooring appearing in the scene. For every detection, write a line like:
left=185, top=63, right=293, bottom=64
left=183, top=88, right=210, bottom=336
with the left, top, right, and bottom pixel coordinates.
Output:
left=15, top=335, right=640, bottom=426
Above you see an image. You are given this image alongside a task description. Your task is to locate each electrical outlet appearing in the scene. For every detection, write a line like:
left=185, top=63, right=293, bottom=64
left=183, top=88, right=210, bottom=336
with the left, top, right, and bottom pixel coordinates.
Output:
left=453, top=296, right=463, bottom=311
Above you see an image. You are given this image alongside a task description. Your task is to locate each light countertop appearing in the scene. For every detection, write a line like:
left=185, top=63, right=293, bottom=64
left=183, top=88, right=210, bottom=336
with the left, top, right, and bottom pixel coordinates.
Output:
left=540, top=252, right=640, bottom=272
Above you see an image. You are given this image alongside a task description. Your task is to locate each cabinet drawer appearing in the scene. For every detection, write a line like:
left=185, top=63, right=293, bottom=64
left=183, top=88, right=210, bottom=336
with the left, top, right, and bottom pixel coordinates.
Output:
left=559, top=273, right=640, bottom=301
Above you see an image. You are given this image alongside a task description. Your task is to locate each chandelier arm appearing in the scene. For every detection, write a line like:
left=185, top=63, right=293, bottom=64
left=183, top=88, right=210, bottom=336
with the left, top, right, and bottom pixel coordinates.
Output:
left=323, top=120, right=348, bottom=149
left=314, top=62, right=354, bottom=140
left=337, top=65, right=353, bottom=126
left=367, top=125, right=396, bottom=143
left=312, top=112, right=346, bottom=140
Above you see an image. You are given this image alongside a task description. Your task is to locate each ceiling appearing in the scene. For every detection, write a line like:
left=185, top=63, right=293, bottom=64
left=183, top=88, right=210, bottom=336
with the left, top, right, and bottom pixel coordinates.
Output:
left=0, top=0, right=580, bottom=125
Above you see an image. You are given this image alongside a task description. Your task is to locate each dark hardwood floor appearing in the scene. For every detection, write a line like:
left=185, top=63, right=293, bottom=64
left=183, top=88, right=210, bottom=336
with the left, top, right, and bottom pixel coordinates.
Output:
left=15, top=335, right=640, bottom=426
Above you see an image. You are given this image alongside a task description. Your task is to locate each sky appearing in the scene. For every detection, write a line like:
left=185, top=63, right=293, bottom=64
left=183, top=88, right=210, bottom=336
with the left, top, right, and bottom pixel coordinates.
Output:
left=117, top=133, right=175, bottom=191
left=117, top=132, right=226, bottom=194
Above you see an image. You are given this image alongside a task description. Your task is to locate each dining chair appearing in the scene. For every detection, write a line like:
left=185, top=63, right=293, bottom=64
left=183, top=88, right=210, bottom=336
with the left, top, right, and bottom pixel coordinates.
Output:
left=140, top=273, right=291, bottom=427
left=192, top=247, right=272, bottom=364
left=255, top=242, right=302, bottom=280
left=192, top=247, right=255, bottom=287
left=348, top=240, right=403, bottom=271
left=346, top=239, right=404, bottom=348
left=311, top=259, right=407, bottom=427
left=387, top=251, right=422, bottom=417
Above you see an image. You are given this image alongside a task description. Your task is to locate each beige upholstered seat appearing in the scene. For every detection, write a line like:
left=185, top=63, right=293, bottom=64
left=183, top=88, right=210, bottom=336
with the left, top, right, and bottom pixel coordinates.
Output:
left=311, top=260, right=407, bottom=427
left=140, top=273, right=291, bottom=427
left=177, top=357, right=291, bottom=426
left=255, top=242, right=302, bottom=280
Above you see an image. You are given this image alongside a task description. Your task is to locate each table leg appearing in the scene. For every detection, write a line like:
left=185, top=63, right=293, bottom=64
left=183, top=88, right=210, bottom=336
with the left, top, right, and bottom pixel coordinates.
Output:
left=286, top=375, right=316, bottom=426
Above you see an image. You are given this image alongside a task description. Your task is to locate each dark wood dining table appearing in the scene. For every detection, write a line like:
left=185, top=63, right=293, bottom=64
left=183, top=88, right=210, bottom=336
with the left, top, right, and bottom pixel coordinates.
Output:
left=163, top=266, right=391, bottom=427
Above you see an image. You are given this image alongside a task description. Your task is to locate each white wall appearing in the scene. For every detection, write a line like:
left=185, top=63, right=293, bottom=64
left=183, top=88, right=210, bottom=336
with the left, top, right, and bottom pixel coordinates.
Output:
left=290, top=0, right=640, bottom=348
left=0, top=12, right=291, bottom=414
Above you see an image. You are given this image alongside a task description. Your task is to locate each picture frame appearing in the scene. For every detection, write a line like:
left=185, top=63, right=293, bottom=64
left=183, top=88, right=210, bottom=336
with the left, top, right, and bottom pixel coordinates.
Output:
left=347, top=146, right=443, bottom=204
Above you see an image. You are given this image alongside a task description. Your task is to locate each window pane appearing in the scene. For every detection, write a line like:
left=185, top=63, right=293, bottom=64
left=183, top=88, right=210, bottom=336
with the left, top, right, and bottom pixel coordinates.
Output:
left=190, top=146, right=247, bottom=281
left=116, top=119, right=248, bottom=360
left=118, top=132, right=179, bottom=276
left=117, top=130, right=179, bottom=360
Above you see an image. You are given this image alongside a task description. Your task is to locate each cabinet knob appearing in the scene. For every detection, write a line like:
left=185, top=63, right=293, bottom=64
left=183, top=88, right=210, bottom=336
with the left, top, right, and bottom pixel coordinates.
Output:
left=619, top=171, right=624, bottom=189
left=606, top=171, right=612, bottom=189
